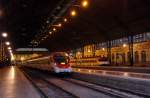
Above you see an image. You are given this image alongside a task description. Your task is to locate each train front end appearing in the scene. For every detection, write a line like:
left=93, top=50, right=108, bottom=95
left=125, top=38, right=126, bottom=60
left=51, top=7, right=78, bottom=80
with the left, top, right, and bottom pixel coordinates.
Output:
left=53, top=52, right=72, bottom=73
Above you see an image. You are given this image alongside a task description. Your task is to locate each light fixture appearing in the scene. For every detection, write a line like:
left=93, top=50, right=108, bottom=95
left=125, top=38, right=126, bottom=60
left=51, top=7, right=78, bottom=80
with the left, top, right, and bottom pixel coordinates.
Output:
left=58, top=23, right=62, bottom=27
left=9, top=50, right=12, bottom=53
left=5, top=41, right=10, bottom=46
left=71, top=10, right=77, bottom=17
left=53, top=28, right=56, bottom=31
left=123, top=43, right=127, bottom=47
left=82, top=0, right=89, bottom=8
left=2, top=32, right=8, bottom=38
left=88, top=49, right=91, bottom=53
left=49, top=32, right=52, bottom=35
left=8, top=47, right=12, bottom=50
left=64, top=18, right=67, bottom=22
left=102, top=48, right=105, bottom=51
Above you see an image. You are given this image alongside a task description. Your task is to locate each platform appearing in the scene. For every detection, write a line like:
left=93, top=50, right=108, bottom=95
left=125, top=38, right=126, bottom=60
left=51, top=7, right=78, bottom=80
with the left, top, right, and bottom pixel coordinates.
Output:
left=0, top=66, right=40, bottom=98
left=73, top=66, right=150, bottom=73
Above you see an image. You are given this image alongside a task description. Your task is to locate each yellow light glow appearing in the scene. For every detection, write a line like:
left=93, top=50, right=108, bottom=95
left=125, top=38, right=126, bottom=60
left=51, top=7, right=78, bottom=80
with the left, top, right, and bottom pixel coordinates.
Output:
left=123, top=44, right=127, bottom=47
left=71, top=10, right=76, bottom=16
left=77, top=52, right=81, bottom=54
left=49, top=32, right=52, bottom=35
left=102, top=48, right=105, bottom=51
left=64, top=18, right=67, bottom=22
left=88, top=70, right=91, bottom=73
left=5, top=41, right=10, bottom=46
left=53, top=28, right=56, bottom=31
left=2, top=32, right=8, bottom=38
left=9, top=50, right=12, bottom=53
left=82, top=0, right=89, bottom=8
left=11, top=53, right=15, bottom=61
left=8, top=47, right=12, bottom=50
left=21, top=57, right=25, bottom=61
left=61, top=62, right=65, bottom=65
left=124, top=72, right=129, bottom=77
left=87, top=49, right=91, bottom=52
left=58, top=23, right=62, bottom=27
left=8, top=66, right=15, bottom=79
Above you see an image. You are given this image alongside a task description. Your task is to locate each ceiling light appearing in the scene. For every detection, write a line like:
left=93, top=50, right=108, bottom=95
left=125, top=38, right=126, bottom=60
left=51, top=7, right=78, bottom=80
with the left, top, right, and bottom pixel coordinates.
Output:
left=53, top=28, right=56, bottom=31
left=8, top=47, right=12, bottom=50
left=5, top=42, right=10, bottom=46
left=71, top=10, right=77, bottom=17
left=49, top=32, right=52, bottom=35
left=64, top=18, right=67, bottom=22
left=58, top=23, right=62, bottom=27
left=2, top=32, right=8, bottom=38
left=82, top=0, right=89, bottom=8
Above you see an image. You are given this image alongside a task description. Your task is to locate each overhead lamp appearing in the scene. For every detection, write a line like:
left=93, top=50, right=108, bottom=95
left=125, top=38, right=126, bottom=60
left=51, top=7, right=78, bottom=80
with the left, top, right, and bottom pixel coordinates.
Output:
left=53, top=28, right=56, bottom=31
left=102, top=48, right=105, bottom=51
left=2, top=32, right=8, bottom=38
left=5, top=41, right=10, bottom=46
left=8, top=47, right=12, bottom=50
left=123, top=43, right=127, bottom=47
left=88, top=49, right=91, bottom=53
left=81, top=0, right=89, bottom=8
left=71, top=10, right=77, bottom=17
left=58, top=23, right=62, bottom=27
left=64, top=18, right=67, bottom=22
left=49, top=32, right=52, bottom=35
left=9, top=50, right=12, bottom=53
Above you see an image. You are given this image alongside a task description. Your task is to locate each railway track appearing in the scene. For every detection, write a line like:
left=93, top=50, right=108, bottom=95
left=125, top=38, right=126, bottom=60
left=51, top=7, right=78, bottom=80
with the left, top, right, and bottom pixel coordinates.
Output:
left=22, top=68, right=77, bottom=98
left=22, top=68, right=146, bottom=98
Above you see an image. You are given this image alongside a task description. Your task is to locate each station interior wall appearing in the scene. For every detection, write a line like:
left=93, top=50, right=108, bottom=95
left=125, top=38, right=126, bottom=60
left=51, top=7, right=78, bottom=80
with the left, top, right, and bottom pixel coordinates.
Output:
left=73, top=33, right=150, bottom=67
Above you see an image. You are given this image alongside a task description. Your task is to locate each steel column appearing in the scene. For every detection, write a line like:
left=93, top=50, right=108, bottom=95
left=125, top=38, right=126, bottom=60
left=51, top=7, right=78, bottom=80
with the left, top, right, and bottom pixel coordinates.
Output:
left=107, top=41, right=111, bottom=64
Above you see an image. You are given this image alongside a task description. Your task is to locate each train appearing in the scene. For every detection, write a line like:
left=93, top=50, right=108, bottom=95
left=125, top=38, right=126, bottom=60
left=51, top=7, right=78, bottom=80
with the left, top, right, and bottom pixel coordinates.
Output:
left=22, top=52, right=72, bottom=74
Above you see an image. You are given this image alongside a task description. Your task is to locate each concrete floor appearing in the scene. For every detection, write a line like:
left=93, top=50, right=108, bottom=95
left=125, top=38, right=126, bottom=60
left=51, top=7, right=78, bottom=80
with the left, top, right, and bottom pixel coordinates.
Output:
left=0, top=66, right=41, bottom=98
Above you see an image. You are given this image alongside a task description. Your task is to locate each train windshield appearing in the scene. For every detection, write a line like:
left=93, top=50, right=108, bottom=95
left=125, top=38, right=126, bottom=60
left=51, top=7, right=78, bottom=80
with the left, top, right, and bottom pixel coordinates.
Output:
left=53, top=55, right=69, bottom=64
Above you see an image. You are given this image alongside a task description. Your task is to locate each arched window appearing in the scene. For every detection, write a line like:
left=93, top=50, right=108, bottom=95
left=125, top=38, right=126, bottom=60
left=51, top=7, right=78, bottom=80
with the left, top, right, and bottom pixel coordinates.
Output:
left=122, top=53, right=126, bottom=64
left=134, top=51, right=139, bottom=63
left=141, top=51, right=146, bottom=63
left=111, top=53, right=115, bottom=63
left=127, top=52, right=130, bottom=63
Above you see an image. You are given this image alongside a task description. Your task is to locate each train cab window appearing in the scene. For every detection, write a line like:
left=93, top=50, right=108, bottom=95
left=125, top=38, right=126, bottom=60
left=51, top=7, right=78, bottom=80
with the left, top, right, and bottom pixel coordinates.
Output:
left=53, top=55, right=69, bottom=64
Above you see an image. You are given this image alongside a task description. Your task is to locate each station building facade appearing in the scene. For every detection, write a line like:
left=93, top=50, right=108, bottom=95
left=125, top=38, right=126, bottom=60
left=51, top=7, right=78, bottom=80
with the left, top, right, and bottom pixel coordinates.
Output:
left=71, top=32, right=150, bottom=66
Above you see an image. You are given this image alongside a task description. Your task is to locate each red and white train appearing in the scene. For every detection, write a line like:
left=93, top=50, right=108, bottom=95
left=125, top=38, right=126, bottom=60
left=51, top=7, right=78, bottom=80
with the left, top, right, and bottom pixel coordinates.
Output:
left=23, top=52, right=72, bottom=74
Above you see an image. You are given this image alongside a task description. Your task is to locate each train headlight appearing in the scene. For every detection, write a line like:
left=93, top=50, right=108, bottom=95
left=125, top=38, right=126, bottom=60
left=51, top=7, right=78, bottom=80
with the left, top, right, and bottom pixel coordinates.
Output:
left=61, top=62, right=65, bottom=65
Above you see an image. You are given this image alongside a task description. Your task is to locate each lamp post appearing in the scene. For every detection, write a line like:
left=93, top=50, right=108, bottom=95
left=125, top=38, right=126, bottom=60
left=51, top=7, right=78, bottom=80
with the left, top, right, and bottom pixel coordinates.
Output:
left=0, top=32, right=8, bottom=65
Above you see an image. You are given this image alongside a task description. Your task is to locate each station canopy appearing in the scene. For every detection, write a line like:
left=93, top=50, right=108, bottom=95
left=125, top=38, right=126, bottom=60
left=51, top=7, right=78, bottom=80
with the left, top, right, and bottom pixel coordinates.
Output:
left=1, top=0, right=150, bottom=51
